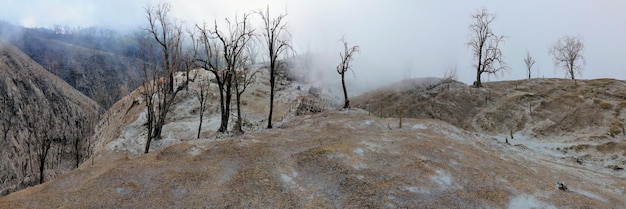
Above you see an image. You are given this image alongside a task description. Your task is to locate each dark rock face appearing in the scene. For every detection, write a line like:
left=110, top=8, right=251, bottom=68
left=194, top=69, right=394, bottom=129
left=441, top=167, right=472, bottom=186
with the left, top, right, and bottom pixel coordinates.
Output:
left=0, top=41, right=103, bottom=196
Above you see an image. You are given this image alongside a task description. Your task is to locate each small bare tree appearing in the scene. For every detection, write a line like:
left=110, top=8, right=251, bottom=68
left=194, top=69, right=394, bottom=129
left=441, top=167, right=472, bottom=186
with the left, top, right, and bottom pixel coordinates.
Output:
left=548, top=35, right=585, bottom=85
left=524, top=51, right=536, bottom=79
left=337, top=36, right=360, bottom=109
left=467, top=8, right=508, bottom=88
left=233, top=64, right=259, bottom=134
left=257, top=5, right=293, bottom=129
left=196, top=72, right=210, bottom=139
left=30, top=111, right=54, bottom=184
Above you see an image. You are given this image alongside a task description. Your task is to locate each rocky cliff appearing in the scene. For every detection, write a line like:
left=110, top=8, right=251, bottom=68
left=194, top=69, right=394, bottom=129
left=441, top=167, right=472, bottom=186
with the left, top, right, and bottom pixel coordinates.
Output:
left=0, top=40, right=103, bottom=196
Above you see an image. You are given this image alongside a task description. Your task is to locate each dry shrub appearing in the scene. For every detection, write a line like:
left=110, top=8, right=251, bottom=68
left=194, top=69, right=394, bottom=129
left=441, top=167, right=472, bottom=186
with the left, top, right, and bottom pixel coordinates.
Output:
left=253, top=89, right=267, bottom=97
left=594, top=99, right=613, bottom=110
left=608, top=119, right=624, bottom=136
left=616, top=101, right=626, bottom=115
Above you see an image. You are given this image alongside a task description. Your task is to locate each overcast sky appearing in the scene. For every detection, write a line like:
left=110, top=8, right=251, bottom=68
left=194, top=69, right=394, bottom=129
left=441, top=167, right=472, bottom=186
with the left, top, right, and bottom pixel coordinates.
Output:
left=1, top=0, right=625, bottom=89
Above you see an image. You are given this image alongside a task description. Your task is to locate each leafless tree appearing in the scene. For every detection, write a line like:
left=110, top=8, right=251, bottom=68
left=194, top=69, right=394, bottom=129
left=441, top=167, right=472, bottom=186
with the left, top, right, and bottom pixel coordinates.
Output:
left=1, top=117, right=12, bottom=142
left=337, top=36, right=360, bottom=109
left=196, top=71, right=210, bottom=139
left=233, top=55, right=260, bottom=134
left=548, top=35, right=585, bottom=85
left=195, top=13, right=255, bottom=133
left=524, top=51, right=536, bottom=79
left=467, top=8, right=508, bottom=88
left=196, top=24, right=230, bottom=133
left=140, top=59, right=156, bottom=154
left=141, top=2, right=189, bottom=153
left=427, top=64, right=458, bottom=91
left=31, top=111, right=54, bottom=184
left=256, top=5, right=293, bottom=129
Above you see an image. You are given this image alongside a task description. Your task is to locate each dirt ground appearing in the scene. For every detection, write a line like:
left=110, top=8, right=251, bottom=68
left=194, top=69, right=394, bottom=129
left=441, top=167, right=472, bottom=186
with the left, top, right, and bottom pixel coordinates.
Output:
left=1, top=110, right=625, bottom=208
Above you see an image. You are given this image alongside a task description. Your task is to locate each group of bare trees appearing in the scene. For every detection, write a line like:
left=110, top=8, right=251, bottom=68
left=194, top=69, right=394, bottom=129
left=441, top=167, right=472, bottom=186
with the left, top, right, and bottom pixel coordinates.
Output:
left=139, top=3, right=295, bottom=152
left=140, top=3, right=190, bottom=153
left=468, top=8, right=585, bottom=87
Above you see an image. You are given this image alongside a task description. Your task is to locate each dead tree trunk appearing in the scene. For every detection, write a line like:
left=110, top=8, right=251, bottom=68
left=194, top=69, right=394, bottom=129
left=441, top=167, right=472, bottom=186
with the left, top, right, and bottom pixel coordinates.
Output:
left=37, top=138, right=52, bottom=184
left=257, top=6, right=293, bottom=129
left=197, top=77, right=209, bottom=139
left=341, top=71, right=349, bottom=108
left=336, top=36, right=360, bottom=109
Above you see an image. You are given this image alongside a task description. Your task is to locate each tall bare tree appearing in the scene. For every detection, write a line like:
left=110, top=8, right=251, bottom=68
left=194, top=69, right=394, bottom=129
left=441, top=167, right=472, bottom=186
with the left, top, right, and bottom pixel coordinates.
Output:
left=195, top=13, right=255, bottom=133
left=524, top=51, right=536, bottom=79
left=195, top=24, right=228, bottom=132
left=141, top=2, right=189, bottom=153
left=467, top=8, right=508, bottom=88
left=337, top=36, right=360, bottom=109
left=548, top=35, right=585, bottom=85
left=257, top=6, right=293, bottom=129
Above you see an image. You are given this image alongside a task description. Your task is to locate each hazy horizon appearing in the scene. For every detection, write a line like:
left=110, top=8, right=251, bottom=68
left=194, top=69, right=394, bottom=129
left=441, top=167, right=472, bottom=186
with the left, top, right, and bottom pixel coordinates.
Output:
left=1, top=0, right=625, bottom=88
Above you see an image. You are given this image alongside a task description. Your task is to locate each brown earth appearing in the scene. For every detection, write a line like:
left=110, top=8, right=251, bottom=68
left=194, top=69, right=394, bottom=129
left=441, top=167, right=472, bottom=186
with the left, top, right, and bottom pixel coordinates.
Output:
left=1, top=111, right=624, bottom=208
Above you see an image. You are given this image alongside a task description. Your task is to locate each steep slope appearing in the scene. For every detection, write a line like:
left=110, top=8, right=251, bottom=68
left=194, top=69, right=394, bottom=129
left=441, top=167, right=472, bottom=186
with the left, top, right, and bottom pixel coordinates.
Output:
left=0, top=22, right=144, bottom=108
left=0, top=41, right=103, bottom=196
left=0, top=111, right=624, bottom=208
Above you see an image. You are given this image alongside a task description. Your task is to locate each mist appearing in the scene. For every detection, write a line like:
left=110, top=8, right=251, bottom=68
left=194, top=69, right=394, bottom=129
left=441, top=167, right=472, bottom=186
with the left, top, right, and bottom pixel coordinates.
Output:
left=2, top=0, right=625, bottom=95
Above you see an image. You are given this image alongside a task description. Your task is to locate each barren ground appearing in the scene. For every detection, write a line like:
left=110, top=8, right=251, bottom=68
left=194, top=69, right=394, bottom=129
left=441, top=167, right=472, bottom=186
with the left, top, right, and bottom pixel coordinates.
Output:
left=1, top=73, right=625, bottom=208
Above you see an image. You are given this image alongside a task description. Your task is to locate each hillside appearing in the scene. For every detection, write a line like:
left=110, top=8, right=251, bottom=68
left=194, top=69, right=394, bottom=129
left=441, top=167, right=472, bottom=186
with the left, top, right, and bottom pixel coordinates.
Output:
left=0, top=41, right=103, bottom=196
left=0, top=22, right=144, bottom=108
left=352, top=78, right=626, bottom=177
left=0, top=71, right=625, bottom=207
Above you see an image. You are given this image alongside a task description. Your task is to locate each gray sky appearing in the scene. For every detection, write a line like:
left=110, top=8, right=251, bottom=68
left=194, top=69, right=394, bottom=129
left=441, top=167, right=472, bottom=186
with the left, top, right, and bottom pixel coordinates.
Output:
left=2, top=0, right=625, bottom=88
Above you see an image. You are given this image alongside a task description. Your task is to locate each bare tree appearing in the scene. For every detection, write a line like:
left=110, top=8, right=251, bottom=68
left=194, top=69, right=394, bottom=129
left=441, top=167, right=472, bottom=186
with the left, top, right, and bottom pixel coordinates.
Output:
left=337, top=36, right=360, bottom=109
left=195, top=24, right=228, bottom=133
left=141, top=2, right=189, bottom=153
left=195, top=13, right=255, bottom=133
left=233, top=56, right=260, bottom=134
left=140, top=39, right=157, bottom=153
left=467, top=8, right=508, bottom=88
left=256, top=5, right=293, bottom=129
left=196, top=71, right=210, bottom=139
left=31, top=111, right=54, bottom=184
left=548, top=35, right=585, bottom=85
left=524, top=51, right=536, bottom=79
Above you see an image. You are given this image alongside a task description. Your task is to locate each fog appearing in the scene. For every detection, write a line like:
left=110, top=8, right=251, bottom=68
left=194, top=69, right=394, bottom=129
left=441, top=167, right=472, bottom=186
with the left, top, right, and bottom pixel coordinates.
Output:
left=2, top=0, right=625, bottom=93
